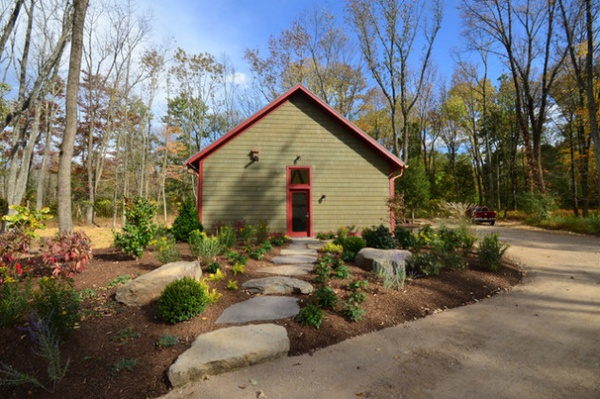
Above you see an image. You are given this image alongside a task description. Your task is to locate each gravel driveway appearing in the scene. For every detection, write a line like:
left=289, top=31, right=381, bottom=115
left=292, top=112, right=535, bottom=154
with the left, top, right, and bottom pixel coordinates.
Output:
left=161, top=225, right=600, bottom=399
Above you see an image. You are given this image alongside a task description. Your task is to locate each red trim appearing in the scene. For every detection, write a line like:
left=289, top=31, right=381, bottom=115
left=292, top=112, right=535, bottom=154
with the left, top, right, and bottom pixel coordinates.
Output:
left=185, top=85, right=406, bottom=173
left=197, top=160, right=203, bottom=224
left=286, top=166, right=312, bottom=237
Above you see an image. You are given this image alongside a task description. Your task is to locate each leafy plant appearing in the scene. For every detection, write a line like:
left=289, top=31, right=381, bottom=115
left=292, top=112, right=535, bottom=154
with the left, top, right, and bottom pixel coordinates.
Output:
left=312, top=261, right=332, bottom=284
left=255, top=219, right=270, bottom=244
left=187, top=229, right=207, bottom=258
left=216, top=225, right=236, bottom=251
left=268, top=233, right=290, bottom=246
left=408, top=252, right=441, bottom=276
left=197, top=235, right=223, bottom=265
left=394, top=226, right=417, bottom=249
left=337, top=236, right=366, bottom=261
left=316, top=232, right=336, bottom=240
left=520, top=191, right=557, bottom=221
left=226, top=279, right=239, bottom=290
left=246, top=245, right=266, bottom=260
left=157, top=277, right=211, bottom=324
left=232, top=262, right=245, bottom=276
left=205, top=286, right=222, bottom=303
left=2, top=205, right=52, bottom=238
left=156, top=334, right=180, bottom=348
left=478, top=233, right=509, bottom=272
left=295, top=304, right=323, bottom=328
left=40, top=231, right=93, bottom=278
left=113, top=196, right=157, bottom=259
left=152, top=235, right=180, bottom=264
left=261, top=241, right=273, bottom=252
left=106, top=274, right=132, bottom=288
left=0, top=312, right=69, bottom=393
left=361, top=225, right=396, bottom=249
left=112, top=358, right=137, bottom=374
left=379, top=256, right=406, bottom=290
left=341, top=302, right=365, bottom=322
left=332, top=263, right=350, bottom=279
left=321, top=242, right=343, bottom=254
left=0, top=279, right=32, bottom=328
left=78, top=288, right=96, bottom=300
left=171, top=196, right=202, bottom=242
left=237, top=224, right=255, bottom=246
left=33, top=277, right=81, bottom=340
left=205, top=261, right=221, bottom=274
left=314, top=286, right=338, bottom=309
left=207, top=269, right=225, bottom=281
left=114, top=327, right=140, bottom=346
left=225, top=250, right=248, bottom=265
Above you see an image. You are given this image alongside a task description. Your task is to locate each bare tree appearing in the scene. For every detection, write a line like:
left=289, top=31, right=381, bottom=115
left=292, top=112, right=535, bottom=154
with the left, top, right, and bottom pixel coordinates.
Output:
left=347, top=0, right=442, bottom=161
left=461, top=0, right=569, bottom=192
left=57, top=0, right=89, bottom=234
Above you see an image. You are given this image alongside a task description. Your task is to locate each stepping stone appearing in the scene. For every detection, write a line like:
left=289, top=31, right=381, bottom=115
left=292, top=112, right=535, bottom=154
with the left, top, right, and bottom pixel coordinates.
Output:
left=242, top=276, right=313, bottom=295
left=168, top=324, right=289, bottom=387
left=255, top=264, right=313, bottom=276
left=216, top=296, right=299, bottom=324
left=115, top=261, right=202, bottom=306
left=280, top=248, right=317, bottom=256
left=271, top=255, right=316, bottom=264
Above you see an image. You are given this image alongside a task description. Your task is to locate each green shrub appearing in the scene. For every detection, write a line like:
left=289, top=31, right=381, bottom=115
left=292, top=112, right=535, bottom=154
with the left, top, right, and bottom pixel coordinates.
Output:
left=114, top=327, right=140, bottom=346
left=237, top=225, right=255, bottom=246
left=341, top=302, right=365, bottom=322
left=295, top=304, right=323, bottom=329
left=362, top=225, right=396, bottom=249
left=268, top=233, right=290, bottom=246
left=438, top=251, right=466, bottom=270
left=416, top=224, right=435, bottom=248
left=33, top=277, right=81, bottom=340
left=106, top=274, right=132, bottom=288
left=113, top=196, right=157, bottom=259
left=157, top=277, right=211, bottom=324
left=455, top=224, right=477, bottom=254
left=205, top=262, right=221, bottom=274
left=246, top=245, right=266, bottom=260
left=207, top=269, right=225, bottom=281
left=197, top=236, right=222, bottom=266
left=232, top=262, right=245, bottom=276
left=520, top=191, right=557, bottom=221
left=394, top=226, right=417, bottom=249
left=316, top=232, right=335, bottom=240
left=152, top=235, right=180, bottom=264
left=312, top=261, right=332, bottom=284
left=0, top=279, right=32, bottom=328
left=314, top=286, right=338, bottom=309
left=332, top=264, right=350, bottom=279
left=225, top=250, right=248, bottom=265
left=408, top=252, right=441, bottom=276
left=226, top=280, right=238, bottom=290
left=338, top=236, right=366, bottom=259
left=187, top=229, right=205, bottom=258
left=437, top=225, right=461, bottom=252
left=321, top=242, right=343, bottom=254
left=171, top=196, right=202, bottom=242
left=216, top=225, right=236, bottom=251
left=255, top=219, right=270, bottom=245
left=112, top=358, right=137, bottom=374
left=478, top=233, right=509, bottom=272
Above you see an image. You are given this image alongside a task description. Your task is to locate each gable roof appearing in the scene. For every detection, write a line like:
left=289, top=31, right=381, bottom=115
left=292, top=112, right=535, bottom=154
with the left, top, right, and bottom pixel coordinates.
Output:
left=185, top=84, right=405, bottom=172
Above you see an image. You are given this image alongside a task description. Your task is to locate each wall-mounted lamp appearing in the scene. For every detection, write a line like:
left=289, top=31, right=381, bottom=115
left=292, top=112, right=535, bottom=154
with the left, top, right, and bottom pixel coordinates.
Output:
left=319, top=194, right=326, bottom=203
left=294, top=155, right=301, bottom=165
left=250, top=149, right=260, bottom=162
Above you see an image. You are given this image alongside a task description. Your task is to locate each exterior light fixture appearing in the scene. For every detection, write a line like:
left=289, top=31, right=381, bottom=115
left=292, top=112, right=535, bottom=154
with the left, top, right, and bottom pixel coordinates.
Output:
left=250, top=149, right=260, bottom=162
left=294, top=155, right=301, bottom=164
left=319, top=194, right=326, bottom=203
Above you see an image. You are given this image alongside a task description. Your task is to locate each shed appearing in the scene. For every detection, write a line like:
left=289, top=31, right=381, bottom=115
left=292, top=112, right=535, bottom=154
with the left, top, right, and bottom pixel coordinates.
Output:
left=185, top=85, right=405, bottom=237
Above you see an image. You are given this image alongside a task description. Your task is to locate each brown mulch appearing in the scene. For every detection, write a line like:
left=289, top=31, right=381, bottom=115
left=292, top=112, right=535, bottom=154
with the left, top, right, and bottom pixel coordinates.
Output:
left=0, top=243, right=522, bottom=399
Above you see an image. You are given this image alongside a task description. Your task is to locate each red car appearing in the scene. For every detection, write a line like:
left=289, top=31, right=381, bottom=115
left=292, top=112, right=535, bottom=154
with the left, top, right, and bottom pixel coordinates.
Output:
left=469, top=206, right=496, bottom=226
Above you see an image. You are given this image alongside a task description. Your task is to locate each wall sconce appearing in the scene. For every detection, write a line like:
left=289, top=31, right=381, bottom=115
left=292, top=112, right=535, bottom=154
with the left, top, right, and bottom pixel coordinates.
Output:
left=319, top=194, right=326, bottom=203
left=250, top=149, right=260, bottom=162
left=294, top=155, right=301, bottom=165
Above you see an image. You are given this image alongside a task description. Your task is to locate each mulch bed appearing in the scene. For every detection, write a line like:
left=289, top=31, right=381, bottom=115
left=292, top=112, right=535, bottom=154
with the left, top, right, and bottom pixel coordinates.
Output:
left=0, top=243, right=522, bottom=399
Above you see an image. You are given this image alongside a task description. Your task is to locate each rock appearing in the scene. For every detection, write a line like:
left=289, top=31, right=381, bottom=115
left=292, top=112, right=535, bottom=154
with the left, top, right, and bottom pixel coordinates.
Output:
left=355, top=248, right=412, bottom=279
left=271, top=255, right=316, bottom=264
left=242, top=276, right=314, bottom=295
left=255, top=264, right=313, bottom=276
left=168, top=324, right=289, bottom=387
left=115, top=261, right=202, bottom=306
left=216, top=296, right=300, bottom=324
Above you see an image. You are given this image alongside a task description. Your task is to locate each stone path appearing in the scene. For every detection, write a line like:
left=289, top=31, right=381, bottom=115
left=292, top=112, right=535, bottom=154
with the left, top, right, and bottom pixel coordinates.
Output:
left=167, top=238, right=320, bottom=387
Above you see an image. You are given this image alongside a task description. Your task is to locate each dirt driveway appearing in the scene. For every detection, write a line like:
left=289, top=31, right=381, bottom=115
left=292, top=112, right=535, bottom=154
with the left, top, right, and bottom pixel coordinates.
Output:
left=161, top=225, right=600, bottom=399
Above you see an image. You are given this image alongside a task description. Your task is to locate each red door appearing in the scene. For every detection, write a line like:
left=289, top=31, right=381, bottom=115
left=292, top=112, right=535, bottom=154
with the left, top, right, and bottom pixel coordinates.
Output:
left=287, top=167, right=312, bottom=237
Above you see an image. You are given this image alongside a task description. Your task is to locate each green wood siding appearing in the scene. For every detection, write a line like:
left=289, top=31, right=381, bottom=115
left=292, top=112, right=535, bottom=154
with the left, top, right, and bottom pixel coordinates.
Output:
left=201, top=94, right=391, bottom=233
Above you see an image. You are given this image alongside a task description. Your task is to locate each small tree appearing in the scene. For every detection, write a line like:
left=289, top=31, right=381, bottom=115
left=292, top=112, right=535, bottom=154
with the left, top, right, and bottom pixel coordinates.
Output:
left=397, top=158, right=430, bottom=223
left=171, top=196, right=202, bottom=242
left=113, top=196, right=157, bottom=259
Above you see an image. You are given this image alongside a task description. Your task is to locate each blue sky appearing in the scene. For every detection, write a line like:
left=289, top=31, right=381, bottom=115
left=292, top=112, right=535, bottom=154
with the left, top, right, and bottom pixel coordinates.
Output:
left=145, top=0, right=506, bottom=85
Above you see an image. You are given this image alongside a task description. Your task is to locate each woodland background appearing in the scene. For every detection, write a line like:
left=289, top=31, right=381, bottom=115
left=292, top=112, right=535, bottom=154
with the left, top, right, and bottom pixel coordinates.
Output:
left=1, top=0, right=598, bottom=233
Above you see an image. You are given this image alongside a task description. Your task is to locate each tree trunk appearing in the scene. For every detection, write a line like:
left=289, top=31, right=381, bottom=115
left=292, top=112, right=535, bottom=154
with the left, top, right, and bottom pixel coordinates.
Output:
left=584, top=0, right=600, bottom=206
left=57, top=0, right=89, bottom=234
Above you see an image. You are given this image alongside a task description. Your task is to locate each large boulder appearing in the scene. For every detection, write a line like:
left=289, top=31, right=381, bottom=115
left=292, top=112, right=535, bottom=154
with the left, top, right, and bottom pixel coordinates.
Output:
left=115, top=260, right=202, bottom=306
left=242, top=276, right=314, bottom=295
left=168, top=324, right=289, bottom=387
left=355, top=248, right=412, bottom=279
